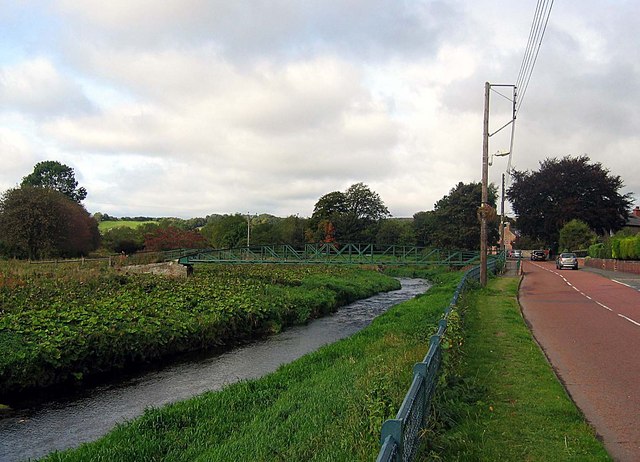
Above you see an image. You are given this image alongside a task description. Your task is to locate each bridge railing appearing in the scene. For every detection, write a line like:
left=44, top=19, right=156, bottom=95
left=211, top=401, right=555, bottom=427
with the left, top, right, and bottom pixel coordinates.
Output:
left=376, top=255, right=503, bottom=462
left=177, top=243, right=488, bottom=267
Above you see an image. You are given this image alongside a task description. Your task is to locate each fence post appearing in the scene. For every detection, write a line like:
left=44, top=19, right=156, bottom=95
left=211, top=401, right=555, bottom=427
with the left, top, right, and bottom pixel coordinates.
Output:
left=380, top=419, right=403, bottom=461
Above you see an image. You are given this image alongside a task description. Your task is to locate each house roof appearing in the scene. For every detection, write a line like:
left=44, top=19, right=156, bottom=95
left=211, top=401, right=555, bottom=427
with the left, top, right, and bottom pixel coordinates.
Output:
left=627, top=215, right=640, bottom=228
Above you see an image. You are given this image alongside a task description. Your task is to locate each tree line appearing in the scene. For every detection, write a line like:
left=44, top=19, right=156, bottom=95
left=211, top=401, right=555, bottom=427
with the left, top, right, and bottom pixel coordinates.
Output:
left=0, top=156, right=634, bottom=260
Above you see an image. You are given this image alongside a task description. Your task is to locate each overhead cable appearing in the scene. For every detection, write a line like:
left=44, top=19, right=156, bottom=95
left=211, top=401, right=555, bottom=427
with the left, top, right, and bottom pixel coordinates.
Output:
left=515, top=0, right=554, bottom=115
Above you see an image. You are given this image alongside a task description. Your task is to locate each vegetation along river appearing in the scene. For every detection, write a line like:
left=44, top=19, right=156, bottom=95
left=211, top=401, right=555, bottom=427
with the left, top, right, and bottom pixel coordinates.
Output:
left=0, top=277, right=429, bottom=462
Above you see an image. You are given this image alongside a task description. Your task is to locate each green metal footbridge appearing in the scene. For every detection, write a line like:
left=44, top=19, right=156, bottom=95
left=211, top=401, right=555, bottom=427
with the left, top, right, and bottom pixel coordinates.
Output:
left=175, top=243, right=488, bottom=267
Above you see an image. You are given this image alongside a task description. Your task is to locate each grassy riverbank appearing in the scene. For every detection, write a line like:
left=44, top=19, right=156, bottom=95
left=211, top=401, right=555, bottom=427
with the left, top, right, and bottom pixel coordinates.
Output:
left=423, top=277, right=610, bottom=461
left=0, top=264, right=398, bottom=396
left=41, top=269, right=463, bottom=461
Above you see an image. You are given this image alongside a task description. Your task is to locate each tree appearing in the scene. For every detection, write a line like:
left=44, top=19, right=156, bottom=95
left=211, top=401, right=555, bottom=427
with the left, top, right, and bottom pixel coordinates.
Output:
left=143, top=226, right=207, bottom=251
left=0, top=186, right=99, bottom=259
left=376, top=219, right=415, bottom=246
left=21, top=160, right=87, bottom=203
left=102, top=226, right=145, bottom=254
left=413, top=211, right=437, bottom=247
left=507, top=156, right=633, bottom=246
left=558, top=219, right=596, bottom=252
left=310, top=183, right=390, bottom=242
left=416, top=182, right=499, bottom=250
left=311, top=191, right=348, bottom=221
left=276, top=215, right=306, bottom=247
left=200, top=214, right=247, bottom=248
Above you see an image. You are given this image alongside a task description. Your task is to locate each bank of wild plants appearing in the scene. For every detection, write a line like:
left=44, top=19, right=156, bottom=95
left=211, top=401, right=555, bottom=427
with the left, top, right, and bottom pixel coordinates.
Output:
left=0, top=263, right=399, bottom=396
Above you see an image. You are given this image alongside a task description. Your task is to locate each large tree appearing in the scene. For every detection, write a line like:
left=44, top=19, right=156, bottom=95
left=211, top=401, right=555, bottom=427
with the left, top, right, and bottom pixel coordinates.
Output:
left=310, top=183, right=390, bottom=242
left=507, top=156, right=633, bottom=246
left=0, top=187, right=99, bottom=259
left=415, top=182, right=499, bottom=250
left=21, top=160, right=87, bottom=203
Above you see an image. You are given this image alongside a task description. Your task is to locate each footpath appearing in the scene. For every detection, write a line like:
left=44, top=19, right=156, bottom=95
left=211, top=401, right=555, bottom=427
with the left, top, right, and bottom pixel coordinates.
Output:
left=580, top=264, right=640, bottom=290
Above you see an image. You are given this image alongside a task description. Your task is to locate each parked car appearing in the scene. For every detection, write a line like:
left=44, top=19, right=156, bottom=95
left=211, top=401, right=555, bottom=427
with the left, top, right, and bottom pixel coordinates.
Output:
left=511, top=249, right=523, bottom=258
left=556, top=252, right=579, bottom=270
left=531, top=250, right=546, bottom=261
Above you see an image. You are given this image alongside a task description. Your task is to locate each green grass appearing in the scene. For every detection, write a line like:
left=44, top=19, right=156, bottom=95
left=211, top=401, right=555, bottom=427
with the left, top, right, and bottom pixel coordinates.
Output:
left=98, top=220, right=157, bottom=232
left=40, top=270, right=464, bottom=461
left=423, top=277, right=610, bottom=461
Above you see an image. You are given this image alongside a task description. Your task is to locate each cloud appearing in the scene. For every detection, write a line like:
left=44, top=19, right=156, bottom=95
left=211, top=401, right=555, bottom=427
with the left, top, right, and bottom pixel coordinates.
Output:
left=44, top=51, right=400, bottom=177
left=0, top=125, right=39, bottom=191
left=55, top=0, right=456, bottom=62
left=1, top=0, right=638, bottom=219
left=0, top=57, right=94, bottom=117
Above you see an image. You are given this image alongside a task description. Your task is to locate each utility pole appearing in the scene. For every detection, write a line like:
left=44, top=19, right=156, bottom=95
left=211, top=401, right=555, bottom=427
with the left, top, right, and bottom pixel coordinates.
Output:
left=480, top=82, right=516, bottom=286
left=501, top=172, right=506, bottom=254
left=246, top=213, right=252, bottom=247
left=480, top=81, right=490, bottom=286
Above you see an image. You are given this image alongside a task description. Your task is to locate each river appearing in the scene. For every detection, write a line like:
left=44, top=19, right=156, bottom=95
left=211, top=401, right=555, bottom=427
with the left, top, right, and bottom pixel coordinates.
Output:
left=0, top=278, right=429, bottom=462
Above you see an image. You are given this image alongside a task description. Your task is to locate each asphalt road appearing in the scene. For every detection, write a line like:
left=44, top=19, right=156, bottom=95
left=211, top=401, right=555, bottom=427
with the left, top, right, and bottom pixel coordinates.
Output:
left=519, top=260, right=640, bottom=462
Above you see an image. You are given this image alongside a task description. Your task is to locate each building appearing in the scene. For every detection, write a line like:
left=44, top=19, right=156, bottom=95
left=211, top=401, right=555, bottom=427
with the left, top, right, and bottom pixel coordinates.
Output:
left=624, top=206, right=640, bottom=234
left=498, top=222, right=518, bottom=251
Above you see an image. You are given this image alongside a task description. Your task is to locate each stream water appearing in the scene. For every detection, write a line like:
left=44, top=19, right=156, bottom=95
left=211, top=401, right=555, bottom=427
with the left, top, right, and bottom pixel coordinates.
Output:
left=0, top=278, right=429, bottom=462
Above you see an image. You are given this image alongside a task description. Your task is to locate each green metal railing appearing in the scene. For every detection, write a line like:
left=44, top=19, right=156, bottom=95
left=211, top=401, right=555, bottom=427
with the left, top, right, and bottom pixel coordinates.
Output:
left=176, top=244, right=483, bottom=267
left=376, top=255, right=504, bottom=462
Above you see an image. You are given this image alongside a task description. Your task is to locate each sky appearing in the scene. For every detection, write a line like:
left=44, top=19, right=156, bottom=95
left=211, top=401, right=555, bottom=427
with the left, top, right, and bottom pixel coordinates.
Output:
left=1, top=1, right=638, bottom=219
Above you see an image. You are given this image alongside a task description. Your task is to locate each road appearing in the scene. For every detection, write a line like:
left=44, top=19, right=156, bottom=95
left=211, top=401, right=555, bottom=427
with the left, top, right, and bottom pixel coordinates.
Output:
left=519, top=260, right=640, bottom=462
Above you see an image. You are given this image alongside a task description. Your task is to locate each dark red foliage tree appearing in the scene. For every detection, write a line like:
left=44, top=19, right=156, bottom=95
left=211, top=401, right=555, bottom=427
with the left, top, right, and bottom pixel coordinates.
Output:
left=143, top=226, right=207, bottom=251
left=0, top=186, right=99, bottom=259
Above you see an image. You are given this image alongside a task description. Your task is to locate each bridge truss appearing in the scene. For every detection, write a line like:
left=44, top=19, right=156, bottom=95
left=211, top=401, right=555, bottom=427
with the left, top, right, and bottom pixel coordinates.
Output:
left=176, top=243, right=488, bottom=267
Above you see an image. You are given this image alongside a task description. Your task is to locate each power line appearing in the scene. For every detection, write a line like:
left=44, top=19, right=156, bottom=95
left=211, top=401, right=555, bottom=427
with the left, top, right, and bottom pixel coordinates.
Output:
left=516, top=0, right=545, bottom=89
left=504, top=0, right=554, bottom=184
left=515, top=0, right=555, bottom=115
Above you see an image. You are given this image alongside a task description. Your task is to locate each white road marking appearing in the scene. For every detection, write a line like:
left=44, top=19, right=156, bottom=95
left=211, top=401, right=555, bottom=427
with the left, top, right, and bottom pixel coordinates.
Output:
left=530, top=261, right=638, bottom=326
left=595, top=301, right=613, bottom=312
left=612, top=279, right=640, bottom=292
left=618, top=314, right=640, bottom=327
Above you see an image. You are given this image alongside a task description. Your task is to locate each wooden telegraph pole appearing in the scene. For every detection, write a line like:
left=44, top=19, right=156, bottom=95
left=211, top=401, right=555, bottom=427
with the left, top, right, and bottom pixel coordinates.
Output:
left=480, top=82, right=490, bottom=286
left=480, top=82, right=516, bottom=286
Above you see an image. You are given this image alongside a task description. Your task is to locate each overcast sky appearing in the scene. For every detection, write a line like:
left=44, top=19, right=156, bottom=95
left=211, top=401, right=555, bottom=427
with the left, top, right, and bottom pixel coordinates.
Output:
left=1, top=1, right=638, bottom=219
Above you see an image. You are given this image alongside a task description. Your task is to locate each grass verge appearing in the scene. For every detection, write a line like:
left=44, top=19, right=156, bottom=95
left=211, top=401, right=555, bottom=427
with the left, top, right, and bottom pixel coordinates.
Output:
left=40, top=270, right=464, bottom=461
left=423, top=276, right=610, bottom=461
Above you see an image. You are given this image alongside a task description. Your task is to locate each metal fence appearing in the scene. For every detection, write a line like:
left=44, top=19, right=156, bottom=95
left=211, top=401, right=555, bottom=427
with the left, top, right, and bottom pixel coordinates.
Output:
left=376, top=256, right=503, bottom=462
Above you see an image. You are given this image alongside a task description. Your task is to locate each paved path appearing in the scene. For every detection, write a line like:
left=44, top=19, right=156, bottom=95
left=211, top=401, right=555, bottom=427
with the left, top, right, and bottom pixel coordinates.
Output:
left=519, top=260, right=640, bottom=462
left=581, top=264, right=640, bottom=291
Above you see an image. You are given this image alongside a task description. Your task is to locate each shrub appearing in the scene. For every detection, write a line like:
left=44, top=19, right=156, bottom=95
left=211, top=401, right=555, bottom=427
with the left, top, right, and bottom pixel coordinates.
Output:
left=588, top=243, right=606, bottom=259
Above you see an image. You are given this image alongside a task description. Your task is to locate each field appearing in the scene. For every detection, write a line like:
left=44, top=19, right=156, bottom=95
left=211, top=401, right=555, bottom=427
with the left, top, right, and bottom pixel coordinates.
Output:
left=98, top=220, right=158, bottom=232
left=0, top=262, right=399, bottom=396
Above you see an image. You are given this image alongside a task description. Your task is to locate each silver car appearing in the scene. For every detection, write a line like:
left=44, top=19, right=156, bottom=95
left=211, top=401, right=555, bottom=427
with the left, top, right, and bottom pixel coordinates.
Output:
left=556, top=252, right=578, bottom=270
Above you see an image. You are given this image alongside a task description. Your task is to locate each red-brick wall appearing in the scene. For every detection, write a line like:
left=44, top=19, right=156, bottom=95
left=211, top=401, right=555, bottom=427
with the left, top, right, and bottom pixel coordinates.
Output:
left=585, top=258, right=640, bottom=275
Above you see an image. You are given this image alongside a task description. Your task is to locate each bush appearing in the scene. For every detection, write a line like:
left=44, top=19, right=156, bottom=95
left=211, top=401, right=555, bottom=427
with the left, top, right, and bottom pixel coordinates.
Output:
left=588, top=243, right=606, bottom=259
left=611, top=239, right=621, bottom=259
left=590, top=236, right=640, bottom=260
